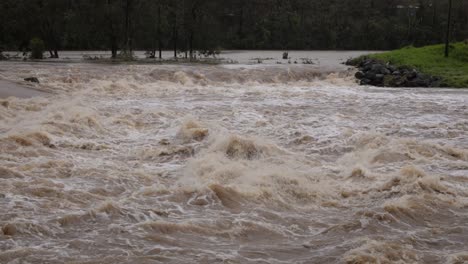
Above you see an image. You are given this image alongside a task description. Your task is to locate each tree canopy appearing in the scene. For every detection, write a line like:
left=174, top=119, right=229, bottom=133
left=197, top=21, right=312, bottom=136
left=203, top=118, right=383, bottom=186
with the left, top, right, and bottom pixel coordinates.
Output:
left=1, top=0, right=467, bottom=56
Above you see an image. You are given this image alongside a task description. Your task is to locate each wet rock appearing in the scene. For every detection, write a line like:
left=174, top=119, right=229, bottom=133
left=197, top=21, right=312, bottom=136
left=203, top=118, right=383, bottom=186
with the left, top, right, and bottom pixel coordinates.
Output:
left=360, top=78, right=371, bottom=85
left=365, top=72, right=376, bottom=80
left=375, top=74, right=384, bottom=80
left=407, top=76, right=431, bottom=87
left=24, top=77, right=40, bottom=83
left=355, top=71, right=365, bottom=79
left=407, top=70, right=418, bottom=80
left=387, top=65, right=397, bottom=72
left=346, top=57, right=440, bottom=88
left=371, top=64, right=390, bottom=75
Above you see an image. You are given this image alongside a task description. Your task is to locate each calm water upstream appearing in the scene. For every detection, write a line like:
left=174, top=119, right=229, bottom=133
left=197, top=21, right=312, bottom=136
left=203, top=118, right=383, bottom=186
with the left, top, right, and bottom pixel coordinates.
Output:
left=0, top=51, right=467, bottom=263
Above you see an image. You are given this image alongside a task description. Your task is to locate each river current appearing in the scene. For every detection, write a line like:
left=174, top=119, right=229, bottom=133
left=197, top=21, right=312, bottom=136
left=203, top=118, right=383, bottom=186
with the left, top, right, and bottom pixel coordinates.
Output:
left=0, top=54, right=468, bottom=263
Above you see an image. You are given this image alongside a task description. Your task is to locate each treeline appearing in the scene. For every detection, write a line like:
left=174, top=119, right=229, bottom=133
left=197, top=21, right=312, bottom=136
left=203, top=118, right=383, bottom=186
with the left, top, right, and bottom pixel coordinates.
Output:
left=0, top=0, right=467, bottom=58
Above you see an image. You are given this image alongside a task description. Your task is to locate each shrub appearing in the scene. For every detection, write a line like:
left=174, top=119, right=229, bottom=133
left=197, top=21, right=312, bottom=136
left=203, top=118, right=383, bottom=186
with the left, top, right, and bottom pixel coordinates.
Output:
left=118, top=50, right=135, bottom=61
left=29, top=38, right=45, bottom=59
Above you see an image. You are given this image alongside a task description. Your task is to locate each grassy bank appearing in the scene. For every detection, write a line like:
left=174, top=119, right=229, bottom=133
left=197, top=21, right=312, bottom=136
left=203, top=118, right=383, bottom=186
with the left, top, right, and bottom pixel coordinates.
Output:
left=368, top=42, right=468, bottom=88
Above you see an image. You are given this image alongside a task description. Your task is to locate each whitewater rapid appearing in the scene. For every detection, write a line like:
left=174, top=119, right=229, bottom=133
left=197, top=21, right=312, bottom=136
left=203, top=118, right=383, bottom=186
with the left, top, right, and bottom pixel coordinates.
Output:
left=0, top=61, right=468, bottom=264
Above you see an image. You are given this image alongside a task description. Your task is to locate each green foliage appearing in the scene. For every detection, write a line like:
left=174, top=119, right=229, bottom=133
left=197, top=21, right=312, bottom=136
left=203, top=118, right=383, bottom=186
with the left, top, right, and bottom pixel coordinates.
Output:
left=369, top=43, right=468, bottom=88
left=1, top=0, right=468, bottom=53
left=117, top=50, right=135, bottom=61
left=29, top=38, right=45, bottom=59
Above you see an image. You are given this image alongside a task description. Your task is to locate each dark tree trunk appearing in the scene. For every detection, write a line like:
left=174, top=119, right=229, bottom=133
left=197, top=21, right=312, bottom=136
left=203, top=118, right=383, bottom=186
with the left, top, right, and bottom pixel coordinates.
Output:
left=48, top=40, right=59, bottom=58
left=173, top=13, right=177, bottom=59
left=124, top=0, right=132, bottom=53
left=50, top=34, right=60, bottom=58
left=445, top=0, right=452, bottom=57
left=107, top=0, right=118, bottom=59
left=158, top=4, right=162, bottom=59
left=189, top=5, right=196, bottom=61
left=173, top=28, right=177, bottom=59
left=189, top=33, right=193, bottom=60
left=111, top=37, right=118, bottom=58
left=238, top=4, right=244, bottom=39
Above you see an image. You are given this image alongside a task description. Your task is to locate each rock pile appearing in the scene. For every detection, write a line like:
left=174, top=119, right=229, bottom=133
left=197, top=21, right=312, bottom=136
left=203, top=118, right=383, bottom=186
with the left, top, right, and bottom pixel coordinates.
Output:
left=346, top=57, right=442, bottom=87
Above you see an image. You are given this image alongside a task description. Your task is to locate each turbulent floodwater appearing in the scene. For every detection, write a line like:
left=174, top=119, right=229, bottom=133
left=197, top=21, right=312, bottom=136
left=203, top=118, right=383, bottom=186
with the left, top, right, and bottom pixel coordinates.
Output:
left=0, top=59, right=468, bottom=264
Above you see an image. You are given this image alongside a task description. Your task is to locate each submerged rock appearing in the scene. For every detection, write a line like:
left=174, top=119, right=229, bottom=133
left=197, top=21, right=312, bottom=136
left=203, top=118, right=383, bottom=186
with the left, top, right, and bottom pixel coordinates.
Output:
left=346, top=57, right=441, bottom=88
left=24, top=77, right=40, bottom=83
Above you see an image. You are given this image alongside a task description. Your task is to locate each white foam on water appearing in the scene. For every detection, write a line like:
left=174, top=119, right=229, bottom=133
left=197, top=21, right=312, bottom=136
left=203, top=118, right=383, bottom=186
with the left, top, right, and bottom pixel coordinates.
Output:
left=0, top=60, right=468, bottom=263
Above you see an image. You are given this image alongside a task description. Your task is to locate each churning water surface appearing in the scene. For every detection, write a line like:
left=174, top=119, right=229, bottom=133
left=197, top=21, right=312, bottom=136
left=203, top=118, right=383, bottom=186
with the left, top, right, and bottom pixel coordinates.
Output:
left=0, top=52, right=468, bottom=264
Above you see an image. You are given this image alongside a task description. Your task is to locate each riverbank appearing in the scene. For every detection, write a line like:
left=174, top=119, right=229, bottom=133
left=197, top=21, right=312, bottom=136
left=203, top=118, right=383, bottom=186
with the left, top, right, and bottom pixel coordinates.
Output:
left=373, top=42, right=468, bottom=88
left=1, top=50, right=371, bottom=66
left=348, top=42, right=468, bottom=88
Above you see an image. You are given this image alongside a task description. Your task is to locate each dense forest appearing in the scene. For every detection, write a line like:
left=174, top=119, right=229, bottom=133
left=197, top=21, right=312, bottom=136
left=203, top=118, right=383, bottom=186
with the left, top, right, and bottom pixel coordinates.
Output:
left=0, top=0, right=467, bottom=58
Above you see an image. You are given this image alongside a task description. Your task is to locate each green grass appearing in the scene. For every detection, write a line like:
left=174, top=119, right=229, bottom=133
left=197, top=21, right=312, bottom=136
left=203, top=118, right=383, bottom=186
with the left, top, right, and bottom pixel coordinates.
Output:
left=368, top=42, right=468, bottom=88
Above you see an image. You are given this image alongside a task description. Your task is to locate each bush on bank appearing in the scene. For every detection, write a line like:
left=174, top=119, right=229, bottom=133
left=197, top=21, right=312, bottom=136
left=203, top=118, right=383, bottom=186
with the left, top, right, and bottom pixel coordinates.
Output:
left=29, top=38, right=45, bottom=60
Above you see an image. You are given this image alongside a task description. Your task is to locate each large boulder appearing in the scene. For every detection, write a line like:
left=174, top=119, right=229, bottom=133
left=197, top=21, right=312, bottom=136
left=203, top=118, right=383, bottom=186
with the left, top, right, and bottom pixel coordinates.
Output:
left=371, top=64, right=390, bottom=75
left=360, top=78, right=371, bottom=85
left=355, top=71, right=365, bottom=79
left=365, top=71, right=377, bottom=80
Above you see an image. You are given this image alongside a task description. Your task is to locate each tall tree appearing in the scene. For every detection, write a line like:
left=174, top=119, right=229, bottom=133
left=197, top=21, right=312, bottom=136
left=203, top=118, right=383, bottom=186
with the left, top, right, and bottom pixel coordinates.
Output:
left=157, top=2, right=163, bottom=59
left=37, top=0, right=66, bottom=58
left=445, top=0, right=453, bottom=57
left=123, top=0, right=133, bottom=54
left=2, top=0, right=468, bottom=54
left=170, top=1, right=179, bottom=58
left=107, top=0, right=120, bottom=58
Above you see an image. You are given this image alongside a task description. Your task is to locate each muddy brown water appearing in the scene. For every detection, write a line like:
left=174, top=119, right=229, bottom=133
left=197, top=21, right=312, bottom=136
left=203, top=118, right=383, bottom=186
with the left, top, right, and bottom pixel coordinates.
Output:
left=0, top=80, right=47, bottom=99
left=0, top=54, right=468, bottom=263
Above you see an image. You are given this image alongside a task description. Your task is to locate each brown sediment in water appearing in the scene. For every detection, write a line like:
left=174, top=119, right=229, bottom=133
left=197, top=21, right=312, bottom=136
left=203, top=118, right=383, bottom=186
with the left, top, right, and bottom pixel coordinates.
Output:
left=225, top=137, right=262, bottom=160
left=344, top=240, right=420, bottom=264
left=177, top=119, right=209, bottom=142
left=0, top=79, right=48, bottom=99
left=0, top=61, right=467, bottom=263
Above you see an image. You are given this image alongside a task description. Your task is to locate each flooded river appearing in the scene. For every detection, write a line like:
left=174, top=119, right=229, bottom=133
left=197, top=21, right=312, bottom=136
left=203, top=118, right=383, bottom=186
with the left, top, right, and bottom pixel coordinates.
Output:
left=0, top=52, right=468, bottom=263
